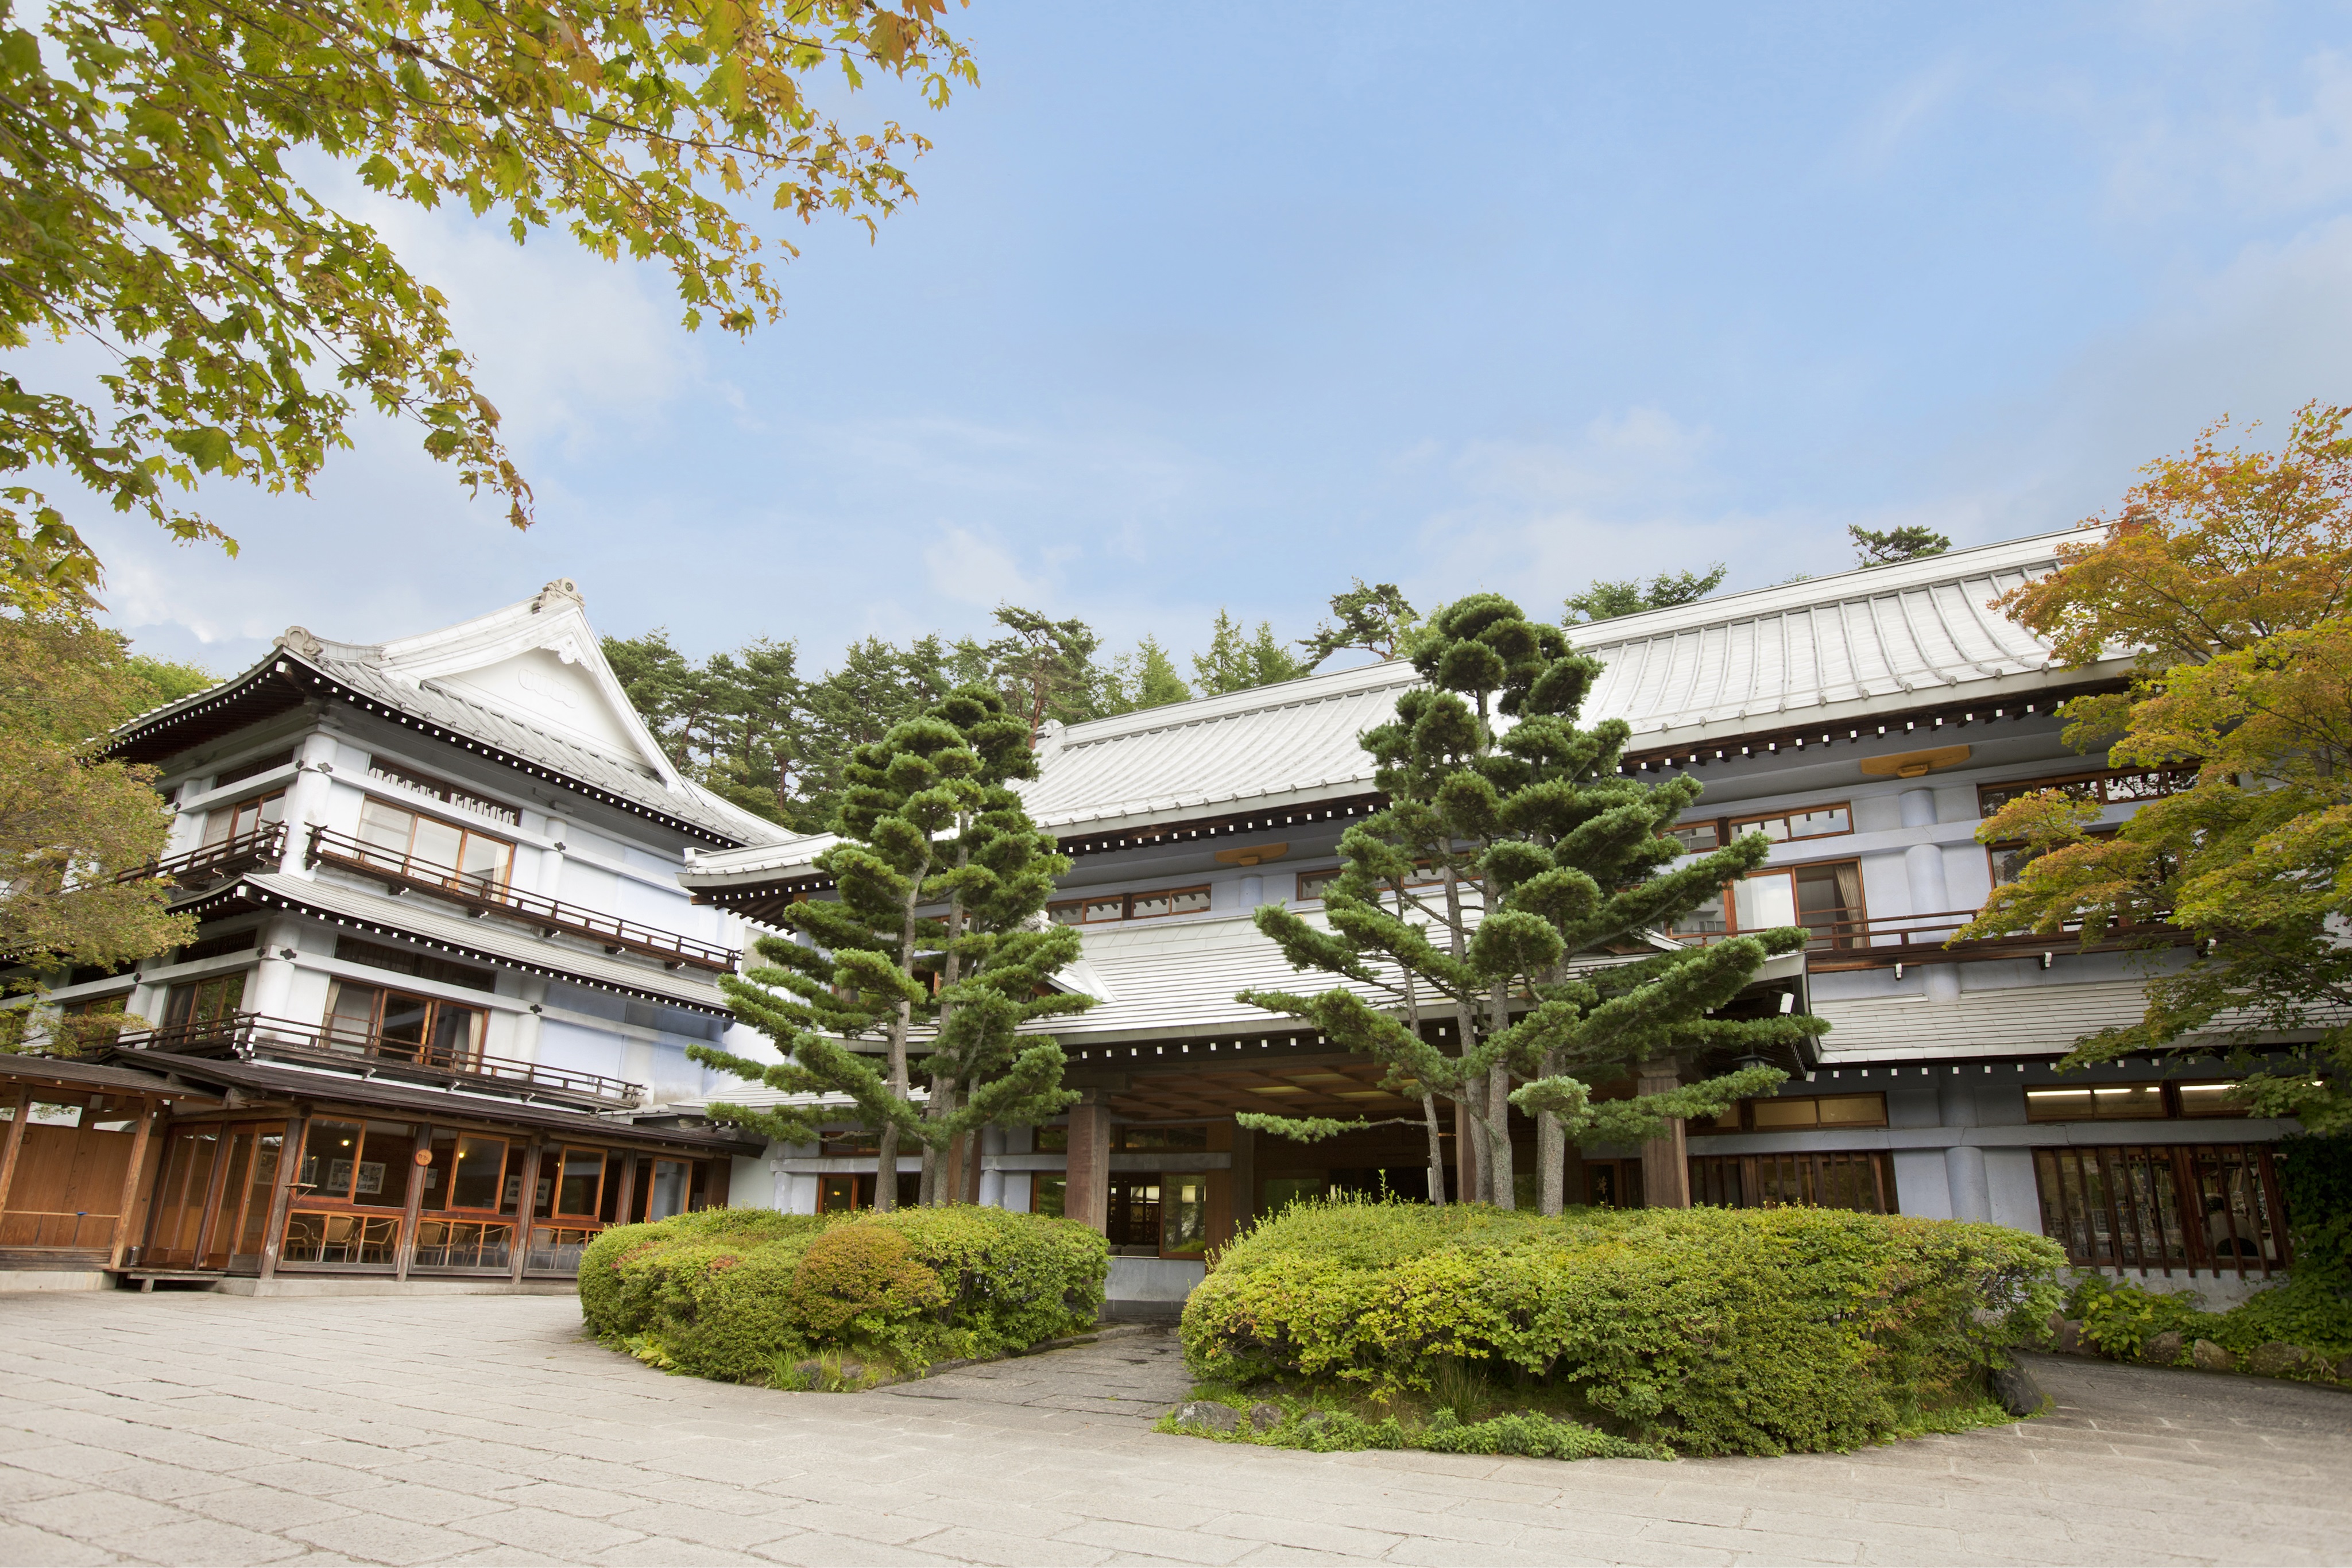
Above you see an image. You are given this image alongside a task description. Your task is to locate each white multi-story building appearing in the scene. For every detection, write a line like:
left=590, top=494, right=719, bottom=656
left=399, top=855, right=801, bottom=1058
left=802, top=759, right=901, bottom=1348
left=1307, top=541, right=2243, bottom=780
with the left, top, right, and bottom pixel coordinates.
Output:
left=0, top=535, right=2307, bottom=1314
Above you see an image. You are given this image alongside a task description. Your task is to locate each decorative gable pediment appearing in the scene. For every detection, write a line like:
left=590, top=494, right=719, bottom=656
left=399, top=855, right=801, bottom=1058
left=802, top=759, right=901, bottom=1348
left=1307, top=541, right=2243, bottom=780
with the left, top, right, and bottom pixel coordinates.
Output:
left=372, top=579, right=680, bottom=784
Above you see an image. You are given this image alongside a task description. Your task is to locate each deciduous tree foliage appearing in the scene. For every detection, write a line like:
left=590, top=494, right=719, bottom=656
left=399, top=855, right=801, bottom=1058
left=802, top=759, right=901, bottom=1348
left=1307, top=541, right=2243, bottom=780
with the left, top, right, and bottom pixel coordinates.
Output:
left=1964, top=404, right=2352, bottom=1130
left=1239, top=593, right=1823, bottom=1213
left=0, top=614, right=206, bottom=1049
left=0, top=0, right=975, bottom=610
left=695, top=686, right=1090, bottom=1206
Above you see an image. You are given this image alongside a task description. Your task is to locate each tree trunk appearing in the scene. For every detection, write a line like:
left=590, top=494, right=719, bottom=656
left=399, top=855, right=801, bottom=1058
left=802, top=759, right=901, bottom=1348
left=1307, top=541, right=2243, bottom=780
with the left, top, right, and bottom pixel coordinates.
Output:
left=922, top=842, right=970, bottom=1206
left=1535, top=1050, right=1564, bottom=1217
left=1484, top=1063, right=1514, bottom=1209
left=875, top=871, right=923, bottom=1214
left=1421, top=1094, right=1448, bottom=1206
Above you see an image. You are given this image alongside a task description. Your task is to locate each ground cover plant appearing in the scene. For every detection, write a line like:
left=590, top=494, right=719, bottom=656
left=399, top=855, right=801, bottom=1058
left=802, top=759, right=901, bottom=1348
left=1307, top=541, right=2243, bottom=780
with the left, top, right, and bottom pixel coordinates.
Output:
left=1173, top=1197, right=2064, bottom=1458
left=581, top=1205, right=1108, bottom=1388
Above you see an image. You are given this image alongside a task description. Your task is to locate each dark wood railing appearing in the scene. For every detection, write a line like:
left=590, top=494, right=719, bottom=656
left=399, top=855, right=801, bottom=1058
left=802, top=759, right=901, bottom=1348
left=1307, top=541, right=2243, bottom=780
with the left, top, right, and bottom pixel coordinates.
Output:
left=305, top=824, right=738, bottom=973
left=113, top=822, right=286, bottom=895
left=114, top=1010, right=644, bottom=1110
left=1672, top=905, right=2187, bottom=971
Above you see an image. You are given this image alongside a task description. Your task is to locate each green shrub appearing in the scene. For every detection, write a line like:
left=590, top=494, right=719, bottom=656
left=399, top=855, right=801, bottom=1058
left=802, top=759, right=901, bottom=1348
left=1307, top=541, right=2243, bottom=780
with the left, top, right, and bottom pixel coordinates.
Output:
left=1179, top=1198, right=2064, bottom=1457
left=2277, top=1133, right=2352, bottom=1286
left=579, top=1204, right=1109, bottom=1384
left=2069, top=1270, right=2352, bottom=1362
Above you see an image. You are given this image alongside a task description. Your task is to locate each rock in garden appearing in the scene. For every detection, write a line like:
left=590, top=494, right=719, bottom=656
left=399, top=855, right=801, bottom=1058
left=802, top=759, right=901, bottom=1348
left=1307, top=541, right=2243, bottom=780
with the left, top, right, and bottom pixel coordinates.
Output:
left=2192, top=1339, right=2234, bottom=1373
left=2336, top=1354, right=2352, bottom=1384
left=1988, top=1363, right=2046, bottom=1416
left=2051, top=1319, right=2084, bottom=1355
left=2142, top=1330, right=2184, bottom=1366
left=1175, top=1400, right=1239, bottom=1433
left=1247, top=1402, right=1284, bottom=1429
left=1296, top=1410, right=1329, bottom=1433
left=2246, top=1343, right=2329, bottom=1380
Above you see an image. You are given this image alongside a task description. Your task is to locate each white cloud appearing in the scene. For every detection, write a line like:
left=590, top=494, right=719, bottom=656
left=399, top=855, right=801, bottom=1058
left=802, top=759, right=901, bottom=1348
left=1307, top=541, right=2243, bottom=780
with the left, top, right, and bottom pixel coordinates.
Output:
left=1838, top=53, right=1971, bottom=176
left=923, top=525, right=1046, bottom=608
left=2106, top=47, right=2352, bottom=220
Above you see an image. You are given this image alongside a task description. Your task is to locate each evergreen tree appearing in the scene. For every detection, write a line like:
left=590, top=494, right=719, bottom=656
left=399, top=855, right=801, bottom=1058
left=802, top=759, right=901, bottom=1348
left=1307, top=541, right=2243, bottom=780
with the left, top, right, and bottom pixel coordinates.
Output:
left=1194, top=609, right=1307, bottom=694
left=1239, top=593, right=1824, bottom=1212
left=1098, top=635, right=1193, bottom=715
left=1301, top=580, right=1419, bottom=668
left=1564, top=564, right=1726, bottom=625
left=694, top=687, right=1089, bottom=1207
left=977, top=607, right=1102, bottom=739
left=1848, top=525, right=1951, bottom=567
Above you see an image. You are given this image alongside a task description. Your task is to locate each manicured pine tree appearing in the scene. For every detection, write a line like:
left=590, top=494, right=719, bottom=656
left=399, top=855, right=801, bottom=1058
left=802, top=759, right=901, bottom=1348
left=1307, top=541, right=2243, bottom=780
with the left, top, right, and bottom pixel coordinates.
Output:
left=1239, top=593, right=1826, bottom=1212
left=693, top=687, right=1090, bottom=1207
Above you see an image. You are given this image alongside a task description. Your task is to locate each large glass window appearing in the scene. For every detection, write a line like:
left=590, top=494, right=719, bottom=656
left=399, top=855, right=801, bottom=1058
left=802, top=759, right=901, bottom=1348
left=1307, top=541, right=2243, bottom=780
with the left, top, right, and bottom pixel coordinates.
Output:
left=1732, top=803, right=1852, bottom=842
left=163, top=971, right=247, bottom=1028
left=354, top=797, right=514, bottom=894
left=421, top=1133, right=513, bottom=1213
left=323, top=979, right=486, bottom=1067
left=2033, top=1144, right=2287, bottom=1275
left=296, top=1119, right=415, bottom=1209
left=1692, top=1093, right=1887, bottom=1134
left=202, top=791, right=284, bottom=847
left=1687, top=1151, right=1895, bottom=1213
left=1160, top=1176, right=1207, bottom=1256
left=1979, top=766, right=2197, bottom=819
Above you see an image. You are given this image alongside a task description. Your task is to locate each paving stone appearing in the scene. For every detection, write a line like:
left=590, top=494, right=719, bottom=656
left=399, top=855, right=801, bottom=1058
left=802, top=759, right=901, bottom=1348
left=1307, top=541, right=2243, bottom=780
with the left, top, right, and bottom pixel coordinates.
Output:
left=284, top=1510, right=485, bottom=1565
left=9, top=1487, right=191, bottom=1538
left=0, top=1519, right=120, bottom=1565
left=98, top=1516, right=312, bottom=1565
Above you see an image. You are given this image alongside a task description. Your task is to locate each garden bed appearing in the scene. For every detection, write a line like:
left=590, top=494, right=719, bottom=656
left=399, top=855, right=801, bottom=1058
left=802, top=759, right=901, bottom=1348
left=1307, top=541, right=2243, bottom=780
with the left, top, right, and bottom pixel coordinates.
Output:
left=1172, top=1198, right=2067, bottom=1459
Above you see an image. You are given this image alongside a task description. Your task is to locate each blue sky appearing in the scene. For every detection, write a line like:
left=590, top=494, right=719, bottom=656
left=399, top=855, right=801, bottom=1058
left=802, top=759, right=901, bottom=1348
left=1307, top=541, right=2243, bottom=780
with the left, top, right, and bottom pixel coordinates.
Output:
left=74, top=2, right=2352, bottom=679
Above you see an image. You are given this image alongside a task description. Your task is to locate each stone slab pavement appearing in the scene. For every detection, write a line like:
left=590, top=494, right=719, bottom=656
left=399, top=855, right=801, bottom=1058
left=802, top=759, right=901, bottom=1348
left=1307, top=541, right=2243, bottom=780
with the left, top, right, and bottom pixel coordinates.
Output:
left=0, top=1291, right=2345, bottom=1567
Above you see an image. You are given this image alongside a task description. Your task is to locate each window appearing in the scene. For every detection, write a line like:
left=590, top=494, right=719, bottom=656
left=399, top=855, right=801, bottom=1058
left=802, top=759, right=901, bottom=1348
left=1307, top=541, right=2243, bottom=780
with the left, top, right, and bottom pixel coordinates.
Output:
left=365, top=761, right=520, bottom=827
left=1295, top=868, right=1344, bottom=901
left=1689, top=1151, right=1895, bottom=1214
left=1692, top=1093, right=1886, bottom=1134
left=202, top=790, right=284, bottom=847
left=2024, top=1082, right=2253, bottom=1122
left=1116, top=1125, right=1209, bottom=1152
left=1987, top=826, right=2119, bottom=888
left=1105, top=1176, right=1160, bottom=1249
left=163, top=971, right=247, bottom=1028
left=2034, top=1144, right=2287, bottom=1275
left=1978, top=765, right=2196, bottom=819
left=323, top=979, right=487, bottom=1067
left=1031, top=1176, right=1066, bottom=1218
left=332, top=937, right=496, bottom=993
left=1732, top=803, right=1852, bottom=842
left=1161, top=1176, right=1208, bottom=1256
left=212, top=748, right=294, bottom=791
left=175, top=930, right=258, bottom=965
left=354, top=796, right=515, bottom=894
left=540, top=1146, right=608, bottom=1219
left=295, top=1119, right=415, bottom=1209
left=420, top=1133, right=515, bottom=1213
left=1046, top=885, right=1212, bottom=925
left=1666, top=822, right=1720, bottom=854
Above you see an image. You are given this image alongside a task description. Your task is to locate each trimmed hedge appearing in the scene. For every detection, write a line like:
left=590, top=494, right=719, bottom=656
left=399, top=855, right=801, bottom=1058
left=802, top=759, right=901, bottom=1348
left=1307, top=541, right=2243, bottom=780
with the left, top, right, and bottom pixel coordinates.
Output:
left=580, top=1205, right=1109, bottom=1383
left=1180, top=1198, right=2064, bottom=1457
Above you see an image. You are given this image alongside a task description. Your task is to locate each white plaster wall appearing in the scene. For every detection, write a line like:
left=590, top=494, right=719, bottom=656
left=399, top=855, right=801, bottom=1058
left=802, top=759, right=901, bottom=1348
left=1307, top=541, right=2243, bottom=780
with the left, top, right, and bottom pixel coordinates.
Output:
left=1890, top=1150, right=1952, bottom=1219
left=1984, top=1148, right=2042, bottom=1233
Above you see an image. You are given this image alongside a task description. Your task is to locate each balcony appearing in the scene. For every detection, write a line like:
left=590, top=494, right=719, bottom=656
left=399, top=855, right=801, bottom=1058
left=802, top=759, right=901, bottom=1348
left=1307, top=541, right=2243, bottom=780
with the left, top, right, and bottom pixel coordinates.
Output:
left=114, top=822, right=287, bottom=898
left=1674, top=907, right=2190, bottom=972
left=305, top=824, right=739, bottom=974
left=114, top=1011, right=645, bottom=1112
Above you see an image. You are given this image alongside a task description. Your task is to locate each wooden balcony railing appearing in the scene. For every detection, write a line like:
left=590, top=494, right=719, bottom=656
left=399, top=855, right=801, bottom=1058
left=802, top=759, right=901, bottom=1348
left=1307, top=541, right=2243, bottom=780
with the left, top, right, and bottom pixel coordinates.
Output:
left=1672, top=907, right=2187, bottom=971
left=114, top=1010, right=645, bottom=1110
left=113, top=822, right=286, bottom=896
left=305, top=824, right=738, bottom=973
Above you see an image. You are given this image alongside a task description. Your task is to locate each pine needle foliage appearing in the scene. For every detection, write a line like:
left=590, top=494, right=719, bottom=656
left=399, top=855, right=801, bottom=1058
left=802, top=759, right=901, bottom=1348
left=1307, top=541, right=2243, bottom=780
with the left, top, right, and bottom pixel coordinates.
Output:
left=1239, top=593, right=1825, bottom=1211
left=694, top=686, right=1090, bottom=1207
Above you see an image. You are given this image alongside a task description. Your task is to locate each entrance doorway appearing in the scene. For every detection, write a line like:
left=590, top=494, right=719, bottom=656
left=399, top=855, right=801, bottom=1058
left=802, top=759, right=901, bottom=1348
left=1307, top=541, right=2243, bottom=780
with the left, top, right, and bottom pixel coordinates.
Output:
left=142, top=1121, right=285, bottom=1271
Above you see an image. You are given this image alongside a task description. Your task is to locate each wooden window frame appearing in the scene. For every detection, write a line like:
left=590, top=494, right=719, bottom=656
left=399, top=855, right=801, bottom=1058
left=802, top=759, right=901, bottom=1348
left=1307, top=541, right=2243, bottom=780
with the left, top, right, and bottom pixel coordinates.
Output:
left=1046, top=884, right=1213, bottom=926
left=2024, top=1081, right=2252, bottom=1123
left=1670, top=802, right=1855, bottom=855
left=1977, top=765, right=2198, bottom=821
left=1294, top=868, right=1344, bottom=902
left=202, top=789, right=285, bottom=848
left=1686, top=1150, right=1897, bottom=1214
left=353, top=796, right=518, bottom=896
left=1689, top=1092, right=1887, bottom=1135
left=2032, top=1142, right=2288, bottom=1277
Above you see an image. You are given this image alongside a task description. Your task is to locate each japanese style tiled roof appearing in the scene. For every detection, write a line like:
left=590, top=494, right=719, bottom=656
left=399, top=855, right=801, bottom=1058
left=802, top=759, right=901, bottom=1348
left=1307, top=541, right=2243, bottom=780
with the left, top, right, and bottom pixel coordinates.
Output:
left=683, top=528, right=2111, bottom=890
left=110, top=583, right=794, bottom=849
left=1572, top=529, right=2103, bottom=747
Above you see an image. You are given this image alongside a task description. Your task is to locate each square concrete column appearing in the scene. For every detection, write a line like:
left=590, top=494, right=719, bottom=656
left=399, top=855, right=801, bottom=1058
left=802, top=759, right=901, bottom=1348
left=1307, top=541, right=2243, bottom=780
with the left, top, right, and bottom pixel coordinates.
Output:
left=1064, top=1090, right=1111, bottom=1234
left=1638, top=1058, right=1690, bottom=1209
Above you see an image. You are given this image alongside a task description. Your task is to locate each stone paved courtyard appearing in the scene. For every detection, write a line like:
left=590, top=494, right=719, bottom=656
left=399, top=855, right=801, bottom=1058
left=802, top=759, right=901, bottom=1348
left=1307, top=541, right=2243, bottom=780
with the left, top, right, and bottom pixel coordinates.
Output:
left=0, top=1291, right=2345, bottom=1566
